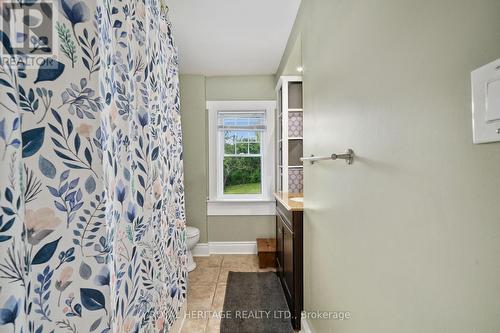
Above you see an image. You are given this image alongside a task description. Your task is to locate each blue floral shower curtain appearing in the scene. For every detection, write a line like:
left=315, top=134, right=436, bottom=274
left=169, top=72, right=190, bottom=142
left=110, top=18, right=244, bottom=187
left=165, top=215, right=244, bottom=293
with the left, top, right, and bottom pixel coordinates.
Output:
left=0, top=0, right=187, bottom=332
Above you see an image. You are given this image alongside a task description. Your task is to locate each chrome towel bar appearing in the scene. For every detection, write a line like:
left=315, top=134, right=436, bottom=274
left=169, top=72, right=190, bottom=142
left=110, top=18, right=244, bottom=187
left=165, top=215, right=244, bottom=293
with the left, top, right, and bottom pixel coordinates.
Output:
left=300, top=149, right=355, bottom=165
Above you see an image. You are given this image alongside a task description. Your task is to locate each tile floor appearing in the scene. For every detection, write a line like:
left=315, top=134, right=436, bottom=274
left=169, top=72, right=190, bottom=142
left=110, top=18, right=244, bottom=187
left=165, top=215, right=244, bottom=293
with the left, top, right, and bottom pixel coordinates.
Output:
left=181, top=255, right=276, bottom=333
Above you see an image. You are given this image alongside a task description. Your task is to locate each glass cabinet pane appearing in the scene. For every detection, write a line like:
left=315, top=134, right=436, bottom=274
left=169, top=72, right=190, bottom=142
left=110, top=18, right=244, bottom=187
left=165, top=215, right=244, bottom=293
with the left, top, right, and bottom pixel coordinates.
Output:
left=288, top=82, right=303, bottom=109
left=288, top=139, right=303, bottom=166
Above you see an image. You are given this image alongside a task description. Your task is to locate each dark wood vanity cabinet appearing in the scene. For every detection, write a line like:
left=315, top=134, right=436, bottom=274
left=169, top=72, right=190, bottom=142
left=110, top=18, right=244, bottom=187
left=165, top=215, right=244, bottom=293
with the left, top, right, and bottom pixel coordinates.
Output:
left=275, top=201, right=303, bottom=330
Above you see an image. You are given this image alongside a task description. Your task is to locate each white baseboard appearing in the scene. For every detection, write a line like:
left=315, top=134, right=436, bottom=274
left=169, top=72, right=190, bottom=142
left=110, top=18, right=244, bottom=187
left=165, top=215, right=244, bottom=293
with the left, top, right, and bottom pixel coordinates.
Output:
left=300, top=316, right=314, bottom=333
left=192, top=241, right=257, bottom=256
left=191, top=243, right=210, bottom=257
left=209, top=241, right=257, bottom=254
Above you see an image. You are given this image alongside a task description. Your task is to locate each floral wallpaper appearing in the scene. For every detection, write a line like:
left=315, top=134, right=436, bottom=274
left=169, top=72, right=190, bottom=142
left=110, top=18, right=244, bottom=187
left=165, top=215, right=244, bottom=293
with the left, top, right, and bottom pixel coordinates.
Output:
left=0, top=0, right=187, bottom=332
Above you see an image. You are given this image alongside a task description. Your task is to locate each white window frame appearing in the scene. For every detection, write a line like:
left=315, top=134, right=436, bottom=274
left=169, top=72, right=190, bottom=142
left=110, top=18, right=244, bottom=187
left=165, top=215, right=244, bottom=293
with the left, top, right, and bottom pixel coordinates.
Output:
left=207, top=101, right=276, bottom=216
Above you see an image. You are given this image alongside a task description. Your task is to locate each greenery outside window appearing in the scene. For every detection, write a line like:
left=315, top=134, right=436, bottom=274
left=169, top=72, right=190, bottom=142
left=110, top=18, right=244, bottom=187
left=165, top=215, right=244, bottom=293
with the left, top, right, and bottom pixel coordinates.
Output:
left=217, top=111, right=266, bottom=196
left=219, top=113, right=265, bottom=195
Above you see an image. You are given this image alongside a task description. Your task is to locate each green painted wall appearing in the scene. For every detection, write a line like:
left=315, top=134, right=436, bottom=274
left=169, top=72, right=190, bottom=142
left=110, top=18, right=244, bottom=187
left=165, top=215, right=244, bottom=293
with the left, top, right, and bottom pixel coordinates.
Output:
left=179, top=75, right=208, bottom=243
left=281, top=0, right=500, bottom=332
left=206, top=75, right=276, bottom=100
left=179, top=75, right=276, bottom=243
left=278, top=34, right=302, bottom=78
left=276, top=0, right=307, bottom=80
left=208, top=216, right=275, bottom=242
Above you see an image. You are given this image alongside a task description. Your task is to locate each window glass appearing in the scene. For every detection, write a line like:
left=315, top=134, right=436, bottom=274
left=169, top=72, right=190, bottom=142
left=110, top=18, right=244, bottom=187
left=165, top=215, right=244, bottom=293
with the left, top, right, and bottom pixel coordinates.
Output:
left=218, top=111, right=266, bottom=196
left=222, top=129, right=262, bottom=195
left=223, top=156, right=262, bottom=195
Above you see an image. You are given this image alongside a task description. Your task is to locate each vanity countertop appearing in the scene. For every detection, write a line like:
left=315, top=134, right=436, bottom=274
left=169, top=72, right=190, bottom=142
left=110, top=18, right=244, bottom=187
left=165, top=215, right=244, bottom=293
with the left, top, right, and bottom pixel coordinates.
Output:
left=274, top=192, right=304, bottom=212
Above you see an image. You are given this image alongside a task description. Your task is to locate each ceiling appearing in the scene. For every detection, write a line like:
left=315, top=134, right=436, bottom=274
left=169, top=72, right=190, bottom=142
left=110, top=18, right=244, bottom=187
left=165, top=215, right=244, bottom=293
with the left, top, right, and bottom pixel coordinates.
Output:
left=168, top=0, right=301, bottom=76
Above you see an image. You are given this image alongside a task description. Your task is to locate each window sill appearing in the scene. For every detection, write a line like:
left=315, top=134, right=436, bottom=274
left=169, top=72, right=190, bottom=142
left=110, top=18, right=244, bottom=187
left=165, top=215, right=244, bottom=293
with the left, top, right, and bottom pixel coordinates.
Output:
left=207, top=199, right=276, bottom=216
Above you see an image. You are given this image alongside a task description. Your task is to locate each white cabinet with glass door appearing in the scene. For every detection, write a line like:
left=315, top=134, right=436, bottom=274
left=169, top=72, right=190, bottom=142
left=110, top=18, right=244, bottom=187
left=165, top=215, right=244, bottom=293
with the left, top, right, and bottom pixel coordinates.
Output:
left=276, top=76, right=303, bottom=193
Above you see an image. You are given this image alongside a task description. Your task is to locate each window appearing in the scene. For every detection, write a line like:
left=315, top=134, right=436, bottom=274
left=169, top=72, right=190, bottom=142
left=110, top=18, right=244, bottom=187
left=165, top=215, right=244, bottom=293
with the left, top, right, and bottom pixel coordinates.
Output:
left=219, top=112, right=265, bottom=195
left=207, top=101, right=276, bottom=216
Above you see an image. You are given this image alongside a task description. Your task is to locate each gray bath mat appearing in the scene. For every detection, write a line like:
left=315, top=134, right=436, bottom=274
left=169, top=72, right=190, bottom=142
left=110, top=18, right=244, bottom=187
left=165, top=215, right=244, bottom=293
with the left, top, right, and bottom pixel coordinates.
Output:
left=221, top=272, right=294, bottom=333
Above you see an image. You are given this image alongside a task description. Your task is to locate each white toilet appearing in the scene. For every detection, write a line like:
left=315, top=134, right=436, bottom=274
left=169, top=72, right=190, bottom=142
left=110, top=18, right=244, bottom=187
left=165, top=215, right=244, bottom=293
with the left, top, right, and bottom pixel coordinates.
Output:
left=186, top=226, right=200, bottom=272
